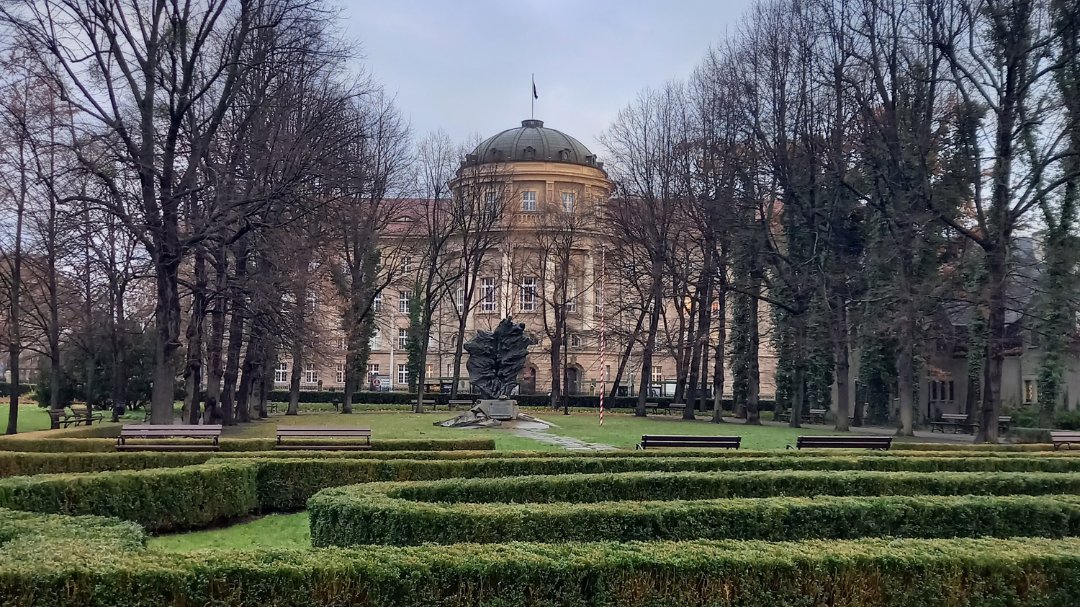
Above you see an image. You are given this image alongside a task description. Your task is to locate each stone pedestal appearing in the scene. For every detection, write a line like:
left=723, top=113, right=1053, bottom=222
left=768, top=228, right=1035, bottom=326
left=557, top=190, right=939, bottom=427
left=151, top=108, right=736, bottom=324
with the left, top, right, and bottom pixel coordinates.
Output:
left=476, top=399, right=518, bottom=420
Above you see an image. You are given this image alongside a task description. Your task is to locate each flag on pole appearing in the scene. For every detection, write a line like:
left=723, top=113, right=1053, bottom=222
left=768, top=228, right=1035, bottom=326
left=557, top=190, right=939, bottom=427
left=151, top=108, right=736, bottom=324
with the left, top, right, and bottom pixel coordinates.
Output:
left=532, top=75, right=538, bottom=99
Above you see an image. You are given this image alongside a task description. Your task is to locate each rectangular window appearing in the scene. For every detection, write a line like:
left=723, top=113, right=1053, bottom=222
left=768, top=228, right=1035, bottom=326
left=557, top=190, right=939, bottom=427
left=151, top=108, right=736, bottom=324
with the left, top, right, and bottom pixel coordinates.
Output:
left=335, top=363, right=345, bottom=384
left=274, top=362, right=288, bottom=383
left=399, top=328, right=409, bottom=349
left=481, top=277, right=496, bottom=312
left=484, top=190, right=498, bottom=211
left=931, top=381, right=939, bottom=401
left=402, top=255, right=413, bottom=273
left=304, top=362, right=318, bottom=384
left=370, top=329, right=380, bottom=349
left=373, top=293, right=382, bottom=311
left=307, top=292, right=318, bottom=313
left=426, top=363, right=434, bottom=377
left=948, top=380, right=955, bottom=401
left=521, top=277, right=537, bottom=312
left=561, top=191, right=575, bottom=212
left=398, top=364, right=408, bottom=386
left=605, top=365, right=611, bottom=382
left=1024, top=380, right=1037, bottom=405
left=399, top=290, right=410, bottom=314
left=521, top=191, right=537, bottom=212
left=455, top=287, right=464, bottom=311
left=566, top=283, right=577, bottom=313
left=447, top=363, right=453, bottom=376
left=651, top=366, right=662, bottom=384
left=367, top=363, right=380, bottom=375
left=570, top=333, right=582, bottom=348
left=595, top=285, right=604, bottom=315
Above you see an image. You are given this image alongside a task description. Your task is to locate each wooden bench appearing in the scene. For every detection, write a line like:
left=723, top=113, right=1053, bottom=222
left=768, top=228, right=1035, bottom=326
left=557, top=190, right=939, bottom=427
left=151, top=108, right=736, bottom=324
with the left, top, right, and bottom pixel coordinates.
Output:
left=645, top=402, right=663, bottom=414
left=668, top=403, right=687, bottom=415
left=930, top=413, right=972, bottom=433
left=48, top=406, right=104, bottom=428
left=807, top=408, right=827, bottom=424
left=638, top=435, right=741, bottom=449
left=775, top=409, right=814, bottom=424
left=117, top=425, right=222, bottom=451
left=275, top=426, right=371, bottom=450
left=790, top=435, right=892, bottom=450
left=1052, top=431, right=1080, bottom=450
left=931, top=414, right=1013, bottom=434
left=448, top=399, right=475, bottom=410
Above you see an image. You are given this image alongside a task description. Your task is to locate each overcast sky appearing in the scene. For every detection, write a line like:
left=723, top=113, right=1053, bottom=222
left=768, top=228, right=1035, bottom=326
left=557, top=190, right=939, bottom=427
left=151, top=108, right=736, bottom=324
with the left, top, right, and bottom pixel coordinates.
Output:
left=338, top=0, right=755, bottom=155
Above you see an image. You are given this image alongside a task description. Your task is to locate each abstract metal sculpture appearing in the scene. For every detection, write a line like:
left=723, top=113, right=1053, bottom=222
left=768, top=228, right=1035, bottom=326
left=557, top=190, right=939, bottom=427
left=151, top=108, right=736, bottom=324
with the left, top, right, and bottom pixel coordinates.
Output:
left=464, top=318, right=533, bottom=400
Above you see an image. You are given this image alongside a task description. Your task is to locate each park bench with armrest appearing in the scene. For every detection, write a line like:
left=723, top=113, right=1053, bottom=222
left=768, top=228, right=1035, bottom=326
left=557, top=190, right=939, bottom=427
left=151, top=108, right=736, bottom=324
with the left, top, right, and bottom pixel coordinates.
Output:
left=790, top=435, right=892, bottom=450
left=275, top=426, right=371, bottom=450
left=116, top=425, right=221, bottom=451
left=48, top=406, right=104, bottom=428
left=637, top=434, right=741, bottom=449
left=1052, top=431, right=1080, bottom=450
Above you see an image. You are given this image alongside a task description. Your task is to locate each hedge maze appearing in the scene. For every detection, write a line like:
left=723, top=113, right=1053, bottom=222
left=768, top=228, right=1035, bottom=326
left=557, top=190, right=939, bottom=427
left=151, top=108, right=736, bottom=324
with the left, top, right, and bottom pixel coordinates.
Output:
left=3, top=439, right=1080, bottom=605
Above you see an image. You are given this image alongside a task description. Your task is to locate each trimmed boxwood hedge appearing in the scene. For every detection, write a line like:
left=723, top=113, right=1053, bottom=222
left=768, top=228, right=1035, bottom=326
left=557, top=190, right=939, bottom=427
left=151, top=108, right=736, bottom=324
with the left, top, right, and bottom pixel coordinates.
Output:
left=3, top=534, right=1080, bottom=606
left=0, top=435, right=495, bottom=453
left=7, top=449, right=1080, bottom=478
left=309, top=484, right=1080, bottom=546
left=317, top=469, right=1080, bottom=506
left=0, top=463, right=258, bottom=531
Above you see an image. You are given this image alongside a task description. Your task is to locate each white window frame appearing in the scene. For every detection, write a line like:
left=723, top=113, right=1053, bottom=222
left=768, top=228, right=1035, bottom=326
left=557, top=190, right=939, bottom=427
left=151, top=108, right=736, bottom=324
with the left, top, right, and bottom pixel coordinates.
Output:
left=335, top=363, right=345, bottom=384
left=402, top=255, right=413, bottom=273
left=570, top=333, right=582, bottom=348
left=651, top=366, right=662, bottom=384
left=484, top=190, right=498, bottom=210
left=397, top=364, right=409, bottom=386
left=370, top=329, right=380, bottom=349
left=521, top=190, right=537, bottom=212
left=566, top=283, right=577, bottom=313
left=399, top=290, right=410, bottom=314
left=561, top=191, right=575, bottom=213
left=304, top=362, right=319, bottom=384
left=367, top=363, right=380, bottom=375
left=521, top=277, right=537, bottom=312
left=398, top=328, right=409, bottom=349
left=480, top=277, right=496, bottom=312
left=373, top=293, right=382, bottom=311
left=274, top=362, right=288, bottom=383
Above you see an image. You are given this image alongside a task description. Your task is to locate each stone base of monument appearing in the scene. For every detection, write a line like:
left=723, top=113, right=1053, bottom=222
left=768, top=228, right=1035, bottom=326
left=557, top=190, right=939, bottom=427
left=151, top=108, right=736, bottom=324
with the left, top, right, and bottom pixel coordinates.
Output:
left=434, top=399, right=549, bottom=429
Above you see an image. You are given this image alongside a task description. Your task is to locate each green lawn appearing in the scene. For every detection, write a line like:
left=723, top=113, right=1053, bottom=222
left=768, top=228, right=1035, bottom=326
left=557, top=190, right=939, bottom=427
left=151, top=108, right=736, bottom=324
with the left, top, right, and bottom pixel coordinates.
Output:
left=150, top=513, right=310, bottom=551
left=535, top=411, right=838, bottom=450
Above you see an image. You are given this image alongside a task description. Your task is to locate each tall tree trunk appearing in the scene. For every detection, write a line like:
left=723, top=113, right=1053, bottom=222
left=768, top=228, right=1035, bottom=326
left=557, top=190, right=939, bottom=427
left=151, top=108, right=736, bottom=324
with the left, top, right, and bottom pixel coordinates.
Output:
left=897, top=317, right=916, bottom=437
left=203, top=244, right=228, bottom=424
left=450, top=312, right=468, bottom=398
left=977, top=243, right=1008, bottom=443
left=833, top=305, right=850, bottom=432
left=610, top=307, right=647, bottom=400
left=184, top=247, right=208, bottom=424
left=745, top=283, right=761, bottom=425
left=220, top=239, right=248, bottom=426
left=636, top=267, right=664, bottom=417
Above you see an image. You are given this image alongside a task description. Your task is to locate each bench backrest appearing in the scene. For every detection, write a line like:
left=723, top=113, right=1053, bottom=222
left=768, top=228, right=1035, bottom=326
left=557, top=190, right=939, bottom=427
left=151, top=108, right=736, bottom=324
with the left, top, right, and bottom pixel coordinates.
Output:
left=796, top=435, right=892, bottom=448
left=276, top=426, right=371, bottom=437
left=999, top=416, right=1012, bottom=422
left=1051, top=431, right=1080, bottom=440
left=808, top=408, right=826, bottom=414
left=940, top=413, right=967, bottom=421
left=120, top=424, right=221, bottom=438
left=641, top=435, right=741, bottom=448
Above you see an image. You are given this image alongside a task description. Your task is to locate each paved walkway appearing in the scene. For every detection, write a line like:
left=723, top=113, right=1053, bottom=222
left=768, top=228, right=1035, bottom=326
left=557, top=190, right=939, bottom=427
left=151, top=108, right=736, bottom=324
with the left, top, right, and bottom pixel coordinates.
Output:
left=514, top=428, right=617, bottom=451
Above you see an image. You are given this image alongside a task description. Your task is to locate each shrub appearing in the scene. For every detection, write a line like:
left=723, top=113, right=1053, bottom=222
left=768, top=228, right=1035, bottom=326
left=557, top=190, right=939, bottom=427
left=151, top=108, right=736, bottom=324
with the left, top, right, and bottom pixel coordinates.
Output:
left=3, top=534, right=1080, bottom=606
left=0, top=463, right=259, bottom=531
left=348, top=469, right=1080, bottom=504
left=309, top=484, right=1080, bottom=546
left=891, top=441, right=1054, bottom=451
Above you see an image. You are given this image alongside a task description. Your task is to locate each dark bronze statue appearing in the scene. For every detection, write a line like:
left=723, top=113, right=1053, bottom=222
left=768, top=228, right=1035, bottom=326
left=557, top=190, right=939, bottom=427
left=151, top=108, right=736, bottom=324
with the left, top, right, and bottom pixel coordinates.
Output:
left=464, top=318, right=533, bottom=399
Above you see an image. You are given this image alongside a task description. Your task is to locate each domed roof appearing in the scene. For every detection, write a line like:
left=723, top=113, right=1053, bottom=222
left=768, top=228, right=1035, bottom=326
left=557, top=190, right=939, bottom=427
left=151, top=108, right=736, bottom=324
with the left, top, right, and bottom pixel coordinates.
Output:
left=465, top=119, right=603, bottom=169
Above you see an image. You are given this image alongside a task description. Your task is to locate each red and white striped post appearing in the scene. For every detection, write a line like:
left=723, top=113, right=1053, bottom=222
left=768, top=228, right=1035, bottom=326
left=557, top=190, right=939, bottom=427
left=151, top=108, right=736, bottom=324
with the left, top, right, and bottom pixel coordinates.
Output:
left=598, top=249, right=606, bottom=426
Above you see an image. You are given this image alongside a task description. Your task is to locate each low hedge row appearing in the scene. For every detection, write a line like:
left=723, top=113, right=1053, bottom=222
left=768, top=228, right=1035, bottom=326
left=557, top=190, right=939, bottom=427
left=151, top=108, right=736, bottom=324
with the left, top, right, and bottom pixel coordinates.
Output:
left=0, top=436, right=495, bottom=453
left=891, top=442, right=1055, bottom=452
left=309, top=486, right=1080, bottom=546
left=371, top=469, right=1080, bottom=504
left=6, top=455, right=1080, bottom=532
left=0, top=463, right=259, bottom=531
left=3, top=533, right=1080, bottom=606
left=8, top=450, right=1080, bottom=478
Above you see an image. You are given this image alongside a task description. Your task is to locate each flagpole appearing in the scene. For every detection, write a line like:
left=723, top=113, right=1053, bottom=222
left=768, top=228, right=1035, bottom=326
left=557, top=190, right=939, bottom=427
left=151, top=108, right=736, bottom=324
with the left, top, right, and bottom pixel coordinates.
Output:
left=531, top=73, right=534, bottom=119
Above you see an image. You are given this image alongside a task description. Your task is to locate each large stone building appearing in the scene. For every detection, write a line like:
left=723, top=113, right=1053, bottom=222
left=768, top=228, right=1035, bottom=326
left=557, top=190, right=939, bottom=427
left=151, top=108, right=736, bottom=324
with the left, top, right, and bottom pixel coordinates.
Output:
left=274, top=118, right=779, bottom=399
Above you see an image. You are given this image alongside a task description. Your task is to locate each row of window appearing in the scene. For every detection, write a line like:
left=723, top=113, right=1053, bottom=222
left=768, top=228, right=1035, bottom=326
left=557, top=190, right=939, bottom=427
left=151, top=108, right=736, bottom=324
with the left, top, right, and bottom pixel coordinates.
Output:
left=518, top=193, right=578, bottom=214
left=274, top=362, right=412, bottom=386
